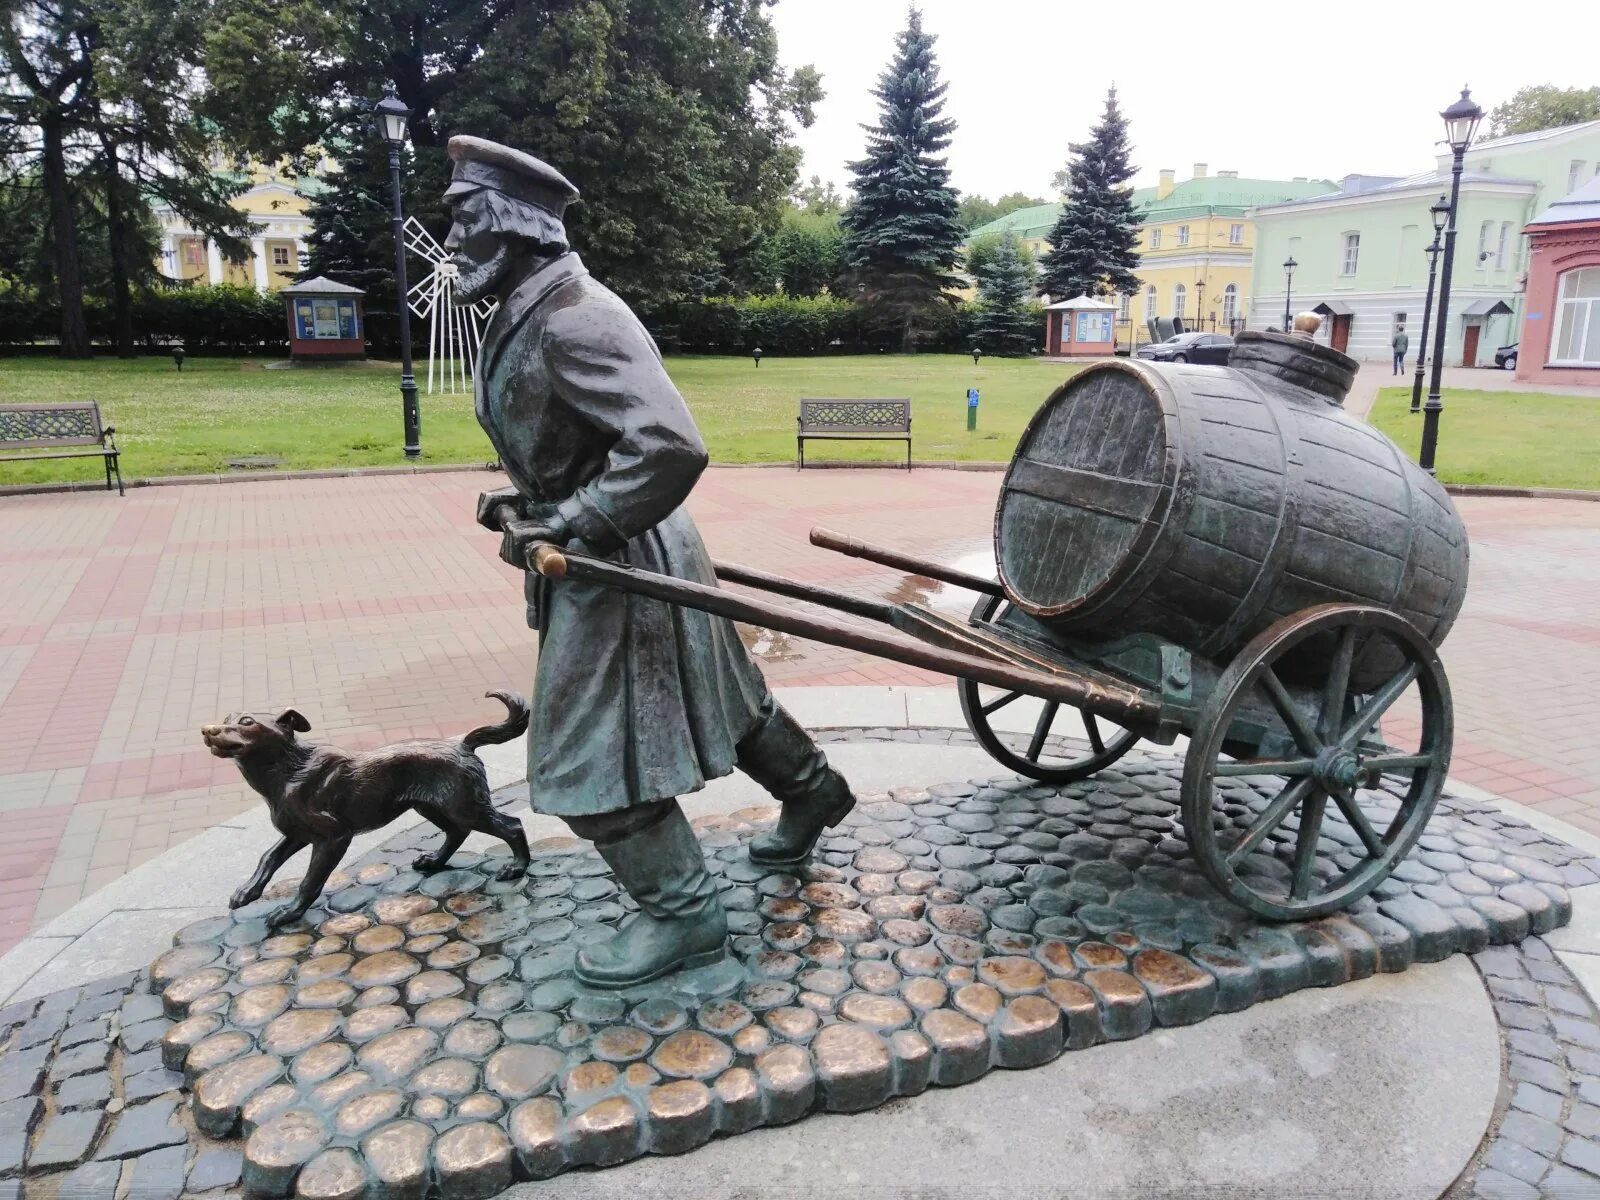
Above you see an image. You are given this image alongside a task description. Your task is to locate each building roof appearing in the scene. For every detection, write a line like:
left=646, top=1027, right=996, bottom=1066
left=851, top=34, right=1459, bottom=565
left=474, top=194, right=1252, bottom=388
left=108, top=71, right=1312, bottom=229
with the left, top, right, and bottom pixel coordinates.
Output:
left=1045, top=294, right=1117, bottom=310
left=967, top=175, right=1336, bottom=241
left=1465, top=118, right=1600, bottom=155
left=1528, top=173, right=1600, bottom=227
left=1254, top=168, right=1538, bottom=214
left=280, top=276, right=365, bottom=296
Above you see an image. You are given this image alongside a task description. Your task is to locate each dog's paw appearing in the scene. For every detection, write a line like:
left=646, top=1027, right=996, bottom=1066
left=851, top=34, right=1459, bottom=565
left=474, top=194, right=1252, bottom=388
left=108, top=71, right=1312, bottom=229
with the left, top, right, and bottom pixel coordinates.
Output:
left=493, top=861, right=527, bottom=882
left=229, top=887, right=260, bottom=909
left=413, top=853, right=446, bottom=874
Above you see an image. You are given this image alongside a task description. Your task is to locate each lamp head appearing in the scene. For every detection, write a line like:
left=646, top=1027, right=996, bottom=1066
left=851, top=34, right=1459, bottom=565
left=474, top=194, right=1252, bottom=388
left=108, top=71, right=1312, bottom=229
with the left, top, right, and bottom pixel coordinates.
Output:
left=1441, top=85, right=1483, bottom=154
left=1283, top=256, right=1298, bottom=278
left=1431, top=194, right=1450, bottom=233
left=374, top=87, right=411, bottom=148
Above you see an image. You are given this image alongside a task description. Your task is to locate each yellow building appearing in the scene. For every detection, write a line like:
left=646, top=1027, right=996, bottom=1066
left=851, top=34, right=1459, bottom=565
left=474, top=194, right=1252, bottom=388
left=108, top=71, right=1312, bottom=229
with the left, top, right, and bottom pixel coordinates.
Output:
left=965, top=164, right=1335, bottom=348
left=152, top=157, right=329, bottom=291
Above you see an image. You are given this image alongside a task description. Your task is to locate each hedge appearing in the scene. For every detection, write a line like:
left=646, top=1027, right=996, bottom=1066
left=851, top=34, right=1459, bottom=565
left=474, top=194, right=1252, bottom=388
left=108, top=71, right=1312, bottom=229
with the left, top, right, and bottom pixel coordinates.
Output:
left=0, top=284, right=288, bottom=353
left=657, top=294, right=1047, bottom=356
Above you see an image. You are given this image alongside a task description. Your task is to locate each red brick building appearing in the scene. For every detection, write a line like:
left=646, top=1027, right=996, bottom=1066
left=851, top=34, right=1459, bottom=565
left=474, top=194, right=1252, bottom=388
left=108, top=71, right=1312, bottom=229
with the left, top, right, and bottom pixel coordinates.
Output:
left=1517, top=175, right=1600, bottom=387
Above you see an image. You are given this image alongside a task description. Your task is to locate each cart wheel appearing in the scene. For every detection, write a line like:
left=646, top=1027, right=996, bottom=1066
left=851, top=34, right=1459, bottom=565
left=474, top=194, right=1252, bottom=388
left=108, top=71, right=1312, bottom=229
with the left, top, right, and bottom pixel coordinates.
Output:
left=1182, top=604, right=1452, bottom=921
left=958, top=593, right=1142, bottom=783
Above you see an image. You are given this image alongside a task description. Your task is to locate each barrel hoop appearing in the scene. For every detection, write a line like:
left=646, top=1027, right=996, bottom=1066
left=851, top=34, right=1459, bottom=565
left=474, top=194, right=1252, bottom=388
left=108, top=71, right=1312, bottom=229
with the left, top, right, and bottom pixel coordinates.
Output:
left=1194, top=370, right=1300, bottom=663
left=1005, top=459, right=1164, bottom=523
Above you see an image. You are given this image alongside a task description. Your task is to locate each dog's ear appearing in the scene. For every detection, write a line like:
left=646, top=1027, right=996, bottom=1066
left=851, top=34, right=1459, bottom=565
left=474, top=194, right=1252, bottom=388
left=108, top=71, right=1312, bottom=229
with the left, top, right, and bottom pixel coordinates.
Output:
left=276, top=708, right=311, bottom=734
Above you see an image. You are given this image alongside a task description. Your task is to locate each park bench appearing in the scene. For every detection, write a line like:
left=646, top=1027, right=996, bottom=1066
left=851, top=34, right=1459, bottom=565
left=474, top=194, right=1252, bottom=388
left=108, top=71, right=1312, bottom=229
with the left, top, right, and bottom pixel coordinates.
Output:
left=0, top=401, right=124, bottom=495
left=796, top=398, right=912, bottom=470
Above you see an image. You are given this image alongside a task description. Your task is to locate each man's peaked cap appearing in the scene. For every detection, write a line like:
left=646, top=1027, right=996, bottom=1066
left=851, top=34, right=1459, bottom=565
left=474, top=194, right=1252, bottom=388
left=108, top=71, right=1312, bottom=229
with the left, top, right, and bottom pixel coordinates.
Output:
left=446, top=135, right=579, bottom=216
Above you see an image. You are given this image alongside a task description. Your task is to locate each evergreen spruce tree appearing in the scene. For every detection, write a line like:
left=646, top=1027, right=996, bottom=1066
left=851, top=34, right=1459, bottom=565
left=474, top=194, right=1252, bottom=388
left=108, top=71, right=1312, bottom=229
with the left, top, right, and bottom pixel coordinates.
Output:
left=972, top=232, right=1034, bottom=356
left=1040, top=86, right=1141, bottom=302
left=838, top=8, right=964, bottom=350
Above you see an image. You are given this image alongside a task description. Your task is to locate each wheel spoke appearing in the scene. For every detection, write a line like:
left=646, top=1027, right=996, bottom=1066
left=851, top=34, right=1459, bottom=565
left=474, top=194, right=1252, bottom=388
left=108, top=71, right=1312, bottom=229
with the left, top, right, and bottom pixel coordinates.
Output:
left=1362, top=752, right=1436, bottom=774
left=1226, top=776, right=1315, bottom=868
left=1331, top=787, right=1388, bottom=858
left=1214, top=758, right=1318, bottom=777
left=1259, top=667, right=1321, bottom=755
left=1338, top=664, right=1420, bottom=750
left=1319, top=626, right=1357, bottom=742
left=1026, top=701, right=1059, bottom=761
left=1290, top=788, right=1329, bottom=900
left=982, top=690, right=1023, bottom=716
left=1085, top=713, right=1105, bottom=754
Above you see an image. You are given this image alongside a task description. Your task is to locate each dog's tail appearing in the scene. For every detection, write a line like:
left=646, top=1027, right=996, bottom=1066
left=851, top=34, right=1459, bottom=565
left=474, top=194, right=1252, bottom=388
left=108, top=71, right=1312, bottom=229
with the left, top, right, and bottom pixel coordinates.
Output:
left=462, top=690, right=530, bottom=750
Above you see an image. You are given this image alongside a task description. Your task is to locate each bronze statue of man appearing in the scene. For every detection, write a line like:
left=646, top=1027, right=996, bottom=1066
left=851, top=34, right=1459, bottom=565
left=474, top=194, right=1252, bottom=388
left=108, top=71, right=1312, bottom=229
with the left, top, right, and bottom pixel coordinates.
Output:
left=443, top=135, right=856, bottom=989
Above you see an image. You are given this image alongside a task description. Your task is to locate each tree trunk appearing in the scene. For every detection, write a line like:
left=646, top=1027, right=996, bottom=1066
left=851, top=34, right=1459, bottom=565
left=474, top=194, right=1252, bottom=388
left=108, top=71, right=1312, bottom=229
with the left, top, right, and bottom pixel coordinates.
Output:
left=41, top=115, right=91, bottom=358
left=104, top=145, right=135, bottom=358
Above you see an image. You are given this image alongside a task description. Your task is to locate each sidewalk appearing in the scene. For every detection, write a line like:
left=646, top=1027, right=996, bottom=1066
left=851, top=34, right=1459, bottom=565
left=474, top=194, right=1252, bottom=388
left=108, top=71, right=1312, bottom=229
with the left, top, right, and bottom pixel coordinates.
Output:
left=1, top=467, right=1597, bottom=957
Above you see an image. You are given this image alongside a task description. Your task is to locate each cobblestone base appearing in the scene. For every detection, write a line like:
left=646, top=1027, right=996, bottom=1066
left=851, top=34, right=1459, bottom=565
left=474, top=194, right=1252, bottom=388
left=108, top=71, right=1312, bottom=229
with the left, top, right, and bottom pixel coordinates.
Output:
left=0, top=737, right=1593, bottom=1200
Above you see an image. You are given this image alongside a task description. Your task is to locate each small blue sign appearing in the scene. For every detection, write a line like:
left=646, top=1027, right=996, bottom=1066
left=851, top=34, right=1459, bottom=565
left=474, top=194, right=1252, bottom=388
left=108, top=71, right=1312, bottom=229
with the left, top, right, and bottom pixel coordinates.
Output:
left=967, top=388, right=980, bottom=407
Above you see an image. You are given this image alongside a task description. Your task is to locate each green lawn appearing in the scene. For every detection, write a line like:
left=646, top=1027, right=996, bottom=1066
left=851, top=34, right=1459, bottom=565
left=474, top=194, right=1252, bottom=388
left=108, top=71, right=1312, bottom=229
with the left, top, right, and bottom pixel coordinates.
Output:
left=0, top=354, right=1078, bottom=485
left=1369, top=387, right=1600, bottom=490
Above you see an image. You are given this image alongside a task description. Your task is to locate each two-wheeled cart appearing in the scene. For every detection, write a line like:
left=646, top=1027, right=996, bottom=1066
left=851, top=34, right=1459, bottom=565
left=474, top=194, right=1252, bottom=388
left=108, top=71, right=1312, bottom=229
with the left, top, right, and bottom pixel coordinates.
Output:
left=531, top=323, right=1468, bottom=922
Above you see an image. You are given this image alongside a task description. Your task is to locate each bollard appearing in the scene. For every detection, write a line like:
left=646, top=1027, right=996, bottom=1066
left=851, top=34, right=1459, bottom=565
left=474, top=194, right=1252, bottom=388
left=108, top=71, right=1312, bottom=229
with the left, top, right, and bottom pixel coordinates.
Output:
left=966, top=387, right=979, bottom=432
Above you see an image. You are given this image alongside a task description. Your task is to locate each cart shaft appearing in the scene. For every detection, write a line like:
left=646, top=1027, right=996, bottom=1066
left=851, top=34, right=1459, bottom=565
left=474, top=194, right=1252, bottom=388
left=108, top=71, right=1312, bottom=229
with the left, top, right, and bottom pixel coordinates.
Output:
left=531, top=544, right=1162, bottom=726
left=810, top=528, right=1004, bottom=597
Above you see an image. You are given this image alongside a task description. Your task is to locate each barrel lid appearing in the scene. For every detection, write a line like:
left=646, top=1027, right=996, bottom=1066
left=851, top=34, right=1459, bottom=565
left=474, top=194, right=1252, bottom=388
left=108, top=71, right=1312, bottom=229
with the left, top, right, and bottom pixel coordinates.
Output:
left=995, top=362, right=1178, bottom=621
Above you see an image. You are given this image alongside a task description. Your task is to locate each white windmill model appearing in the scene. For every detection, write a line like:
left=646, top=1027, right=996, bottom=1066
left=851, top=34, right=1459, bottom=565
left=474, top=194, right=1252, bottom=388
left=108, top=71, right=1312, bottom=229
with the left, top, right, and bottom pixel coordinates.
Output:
left=404, top=215, right=496, bottom=394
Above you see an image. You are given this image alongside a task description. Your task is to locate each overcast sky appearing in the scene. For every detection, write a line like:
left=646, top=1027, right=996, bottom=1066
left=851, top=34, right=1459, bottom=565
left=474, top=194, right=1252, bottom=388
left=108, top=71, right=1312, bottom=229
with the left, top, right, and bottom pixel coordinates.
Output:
left=769, top=0, right=1598, bottom=199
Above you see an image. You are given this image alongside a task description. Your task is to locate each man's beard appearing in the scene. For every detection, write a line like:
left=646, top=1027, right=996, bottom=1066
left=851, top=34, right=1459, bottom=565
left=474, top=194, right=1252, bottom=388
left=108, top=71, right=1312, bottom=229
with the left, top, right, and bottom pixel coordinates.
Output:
left=453, top=241, right=514, bottom=305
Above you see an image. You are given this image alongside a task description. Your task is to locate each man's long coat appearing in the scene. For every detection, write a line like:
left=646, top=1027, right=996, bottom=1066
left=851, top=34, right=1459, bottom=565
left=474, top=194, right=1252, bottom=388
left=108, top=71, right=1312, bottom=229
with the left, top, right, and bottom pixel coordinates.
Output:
left=475, top=252, right=767, bottom=816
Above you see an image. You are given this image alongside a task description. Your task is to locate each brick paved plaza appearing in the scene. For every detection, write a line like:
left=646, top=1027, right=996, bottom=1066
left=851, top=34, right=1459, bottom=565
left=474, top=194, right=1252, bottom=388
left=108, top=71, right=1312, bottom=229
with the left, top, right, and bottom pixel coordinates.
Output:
left=0, top=468, right=1596, bottom=956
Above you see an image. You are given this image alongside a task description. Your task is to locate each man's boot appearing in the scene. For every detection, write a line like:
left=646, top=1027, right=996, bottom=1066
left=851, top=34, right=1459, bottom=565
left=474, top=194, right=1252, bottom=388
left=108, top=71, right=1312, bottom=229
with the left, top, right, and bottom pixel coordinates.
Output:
left=737, top=699, right=856, bottom=867
left=575, top=803, right=728, bottom=989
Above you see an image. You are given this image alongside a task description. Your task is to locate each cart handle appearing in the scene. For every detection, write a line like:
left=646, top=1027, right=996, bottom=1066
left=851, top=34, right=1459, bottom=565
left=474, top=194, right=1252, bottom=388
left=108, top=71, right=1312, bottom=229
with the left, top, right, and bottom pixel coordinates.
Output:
left=528, top=542, right=1161, bottom=727
left=810, top=528, right=1004, bottom=597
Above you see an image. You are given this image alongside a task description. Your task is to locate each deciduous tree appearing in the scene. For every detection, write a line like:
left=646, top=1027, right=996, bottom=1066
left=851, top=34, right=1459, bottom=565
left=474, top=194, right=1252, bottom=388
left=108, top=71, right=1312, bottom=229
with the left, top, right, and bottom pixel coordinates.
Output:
left=1488, top=85, right=1600, bottom=138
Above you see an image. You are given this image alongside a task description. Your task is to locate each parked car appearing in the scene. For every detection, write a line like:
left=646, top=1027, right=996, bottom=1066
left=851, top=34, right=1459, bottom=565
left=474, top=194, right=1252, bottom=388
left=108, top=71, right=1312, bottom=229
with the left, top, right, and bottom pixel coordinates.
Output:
left=1136, top=331, right=1234, bottom=365
left=1494, top=343, right=1518, bottom=369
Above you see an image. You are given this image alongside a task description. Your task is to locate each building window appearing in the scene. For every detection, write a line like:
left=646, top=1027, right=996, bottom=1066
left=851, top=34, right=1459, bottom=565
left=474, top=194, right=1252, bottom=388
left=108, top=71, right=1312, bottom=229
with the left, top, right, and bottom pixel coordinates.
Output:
left=1477, top=220, right=1493, bottom=269
left=1571, top=161, right=1587, bottom=193
left=271, top=246, right=291, bottom=267
left=182, top=240, right=204, bottom=268
left=1177, top=225, right=1189, bottom=247
left=1118, top=293, right=1131, bottom=321
left=1495, top=222, right=1511, bottom=270
left=1173, top=284, right=1187, bottom=319
left=1229, top=223, right=1243, bottom=245
left=1340, top=232, right=1360, bottom=276
left=1144, top=284, right=1157, bottom=319
left=1149, top=228, right=1161, bottom=249
left=1552, top=267, right=1600, bottom=365
left=1222, top=283, right=1238, bottom=324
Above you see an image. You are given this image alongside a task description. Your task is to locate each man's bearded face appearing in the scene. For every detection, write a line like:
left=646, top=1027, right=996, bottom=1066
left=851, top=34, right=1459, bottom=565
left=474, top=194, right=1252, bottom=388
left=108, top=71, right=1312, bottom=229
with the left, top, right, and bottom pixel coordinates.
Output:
left=445, top=193, right=514, bottom=305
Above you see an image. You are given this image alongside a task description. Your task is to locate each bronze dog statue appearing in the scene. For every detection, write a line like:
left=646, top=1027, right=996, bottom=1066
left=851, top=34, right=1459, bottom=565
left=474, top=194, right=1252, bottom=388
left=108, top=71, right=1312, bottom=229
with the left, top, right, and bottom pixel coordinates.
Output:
left=202, top=690, right=532, bottom=928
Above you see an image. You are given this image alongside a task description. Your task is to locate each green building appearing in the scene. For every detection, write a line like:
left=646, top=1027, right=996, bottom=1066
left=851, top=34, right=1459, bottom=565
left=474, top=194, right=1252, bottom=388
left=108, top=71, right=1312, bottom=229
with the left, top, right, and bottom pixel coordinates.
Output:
left=966, top=165, right=1332, bottom=347
left=1248, top=120, right=1600, bottom=365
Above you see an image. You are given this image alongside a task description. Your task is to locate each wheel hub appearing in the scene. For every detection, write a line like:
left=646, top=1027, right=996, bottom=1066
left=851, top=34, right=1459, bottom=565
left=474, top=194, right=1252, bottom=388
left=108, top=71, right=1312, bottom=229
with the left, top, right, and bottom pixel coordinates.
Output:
left=1314, top=745, right=1369, bottom=791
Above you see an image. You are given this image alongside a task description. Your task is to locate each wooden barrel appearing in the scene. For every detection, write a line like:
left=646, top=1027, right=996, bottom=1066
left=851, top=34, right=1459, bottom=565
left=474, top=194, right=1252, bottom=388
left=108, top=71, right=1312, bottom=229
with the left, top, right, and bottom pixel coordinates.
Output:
left=994, top=331, right=1469, bottom=688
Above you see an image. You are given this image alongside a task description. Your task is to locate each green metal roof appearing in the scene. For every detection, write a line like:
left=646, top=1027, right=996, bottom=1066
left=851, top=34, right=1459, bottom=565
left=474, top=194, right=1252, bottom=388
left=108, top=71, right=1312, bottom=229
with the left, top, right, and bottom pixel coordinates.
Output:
left=968, top=176, right=1337, bottom=241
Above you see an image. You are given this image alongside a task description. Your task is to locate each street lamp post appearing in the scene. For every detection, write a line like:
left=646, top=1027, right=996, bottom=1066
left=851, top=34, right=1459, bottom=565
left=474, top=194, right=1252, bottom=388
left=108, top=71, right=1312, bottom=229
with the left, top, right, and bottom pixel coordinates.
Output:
left=375, top=88, right=421, bottom=459
left=1411, top=195, right=1451, bottom=413
left=1195, top=279, right=1206, bottom=331
left=1420, top=86, right=1484, bottom=474
left=1282, top=257, right=1297, bottom=331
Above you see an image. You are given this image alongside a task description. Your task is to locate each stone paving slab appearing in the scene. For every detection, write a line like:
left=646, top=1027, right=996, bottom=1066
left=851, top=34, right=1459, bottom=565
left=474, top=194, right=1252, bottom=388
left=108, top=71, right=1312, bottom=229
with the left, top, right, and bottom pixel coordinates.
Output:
left=1, top=469, right=1597, bottom=957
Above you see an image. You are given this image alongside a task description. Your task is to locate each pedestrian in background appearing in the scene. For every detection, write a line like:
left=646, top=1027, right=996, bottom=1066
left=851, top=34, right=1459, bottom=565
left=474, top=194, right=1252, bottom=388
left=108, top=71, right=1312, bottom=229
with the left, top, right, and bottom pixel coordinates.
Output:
left=1392, top=325, right=1409, bottom=375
